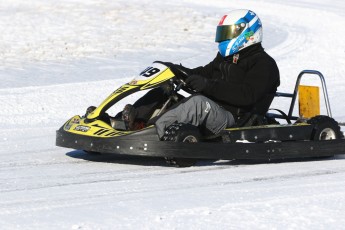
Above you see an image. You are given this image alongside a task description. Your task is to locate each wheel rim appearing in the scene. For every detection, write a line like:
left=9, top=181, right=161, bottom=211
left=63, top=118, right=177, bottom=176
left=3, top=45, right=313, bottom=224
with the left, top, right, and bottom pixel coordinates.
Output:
left=183, top=135, right=198, bottom=143
left=318, top=128, right=336, bottom=140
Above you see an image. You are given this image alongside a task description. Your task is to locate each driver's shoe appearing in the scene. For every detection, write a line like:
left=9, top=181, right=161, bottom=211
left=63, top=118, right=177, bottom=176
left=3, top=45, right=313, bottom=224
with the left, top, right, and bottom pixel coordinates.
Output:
left=122, top=104, right=136, bottom=130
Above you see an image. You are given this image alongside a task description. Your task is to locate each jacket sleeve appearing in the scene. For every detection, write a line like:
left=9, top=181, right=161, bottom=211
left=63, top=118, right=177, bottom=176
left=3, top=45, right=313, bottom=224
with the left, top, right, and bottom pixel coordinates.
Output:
left=179, top=53, right=222, bottom=79
left=203, top=57, right=279, bottom=107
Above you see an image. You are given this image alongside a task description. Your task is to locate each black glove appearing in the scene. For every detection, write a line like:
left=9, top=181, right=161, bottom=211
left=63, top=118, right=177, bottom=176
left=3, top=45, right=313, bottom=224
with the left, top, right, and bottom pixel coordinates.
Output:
left=185, top=74, right=209, bottom=92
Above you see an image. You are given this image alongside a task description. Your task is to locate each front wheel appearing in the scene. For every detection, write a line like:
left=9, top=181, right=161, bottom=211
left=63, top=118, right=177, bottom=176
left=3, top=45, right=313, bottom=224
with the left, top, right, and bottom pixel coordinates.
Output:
left=162, top=123, right=201, bottom=167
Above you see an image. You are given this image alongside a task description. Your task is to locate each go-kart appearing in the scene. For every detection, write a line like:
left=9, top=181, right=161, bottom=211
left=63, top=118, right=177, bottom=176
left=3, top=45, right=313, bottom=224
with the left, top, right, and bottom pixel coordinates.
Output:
left=56, top=61, right=345, bottom=166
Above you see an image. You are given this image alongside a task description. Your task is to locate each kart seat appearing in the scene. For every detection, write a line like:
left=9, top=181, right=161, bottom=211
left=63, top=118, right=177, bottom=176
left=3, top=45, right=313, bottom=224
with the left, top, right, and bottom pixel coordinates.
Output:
left=235, top=93, right=276, bottom=127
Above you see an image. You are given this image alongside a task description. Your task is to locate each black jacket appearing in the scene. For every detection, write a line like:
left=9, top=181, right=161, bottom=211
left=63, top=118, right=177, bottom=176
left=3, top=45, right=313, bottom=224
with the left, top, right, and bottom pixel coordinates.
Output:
left=187, top=43, right=280, bottom=116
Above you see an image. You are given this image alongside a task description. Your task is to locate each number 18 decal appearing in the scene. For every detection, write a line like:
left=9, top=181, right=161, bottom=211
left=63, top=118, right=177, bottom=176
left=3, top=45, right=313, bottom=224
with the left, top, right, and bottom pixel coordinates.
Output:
left=140, top=67, right=160, bottom=77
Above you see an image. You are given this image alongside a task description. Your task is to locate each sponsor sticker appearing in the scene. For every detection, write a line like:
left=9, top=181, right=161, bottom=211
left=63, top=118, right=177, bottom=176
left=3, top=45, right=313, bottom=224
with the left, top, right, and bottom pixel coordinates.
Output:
left=65, top=124, right=72, bottom=130
left=71, top=118, right=80, bottom=124
left=74, top=125, right=90, bottom=132
left=129, top=80, right=138, bottom=85
left=244, top=31, right=254, bottom=40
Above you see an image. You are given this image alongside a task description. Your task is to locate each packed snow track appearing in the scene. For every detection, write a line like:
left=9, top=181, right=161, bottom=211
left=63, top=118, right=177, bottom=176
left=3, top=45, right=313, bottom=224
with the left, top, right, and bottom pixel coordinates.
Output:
left=1, top=0, right=345, bottom=229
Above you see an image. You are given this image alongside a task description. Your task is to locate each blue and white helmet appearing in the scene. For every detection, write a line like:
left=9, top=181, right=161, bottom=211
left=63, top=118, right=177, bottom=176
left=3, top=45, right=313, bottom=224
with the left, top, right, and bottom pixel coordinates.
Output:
left=215, top=9, right=263, bottom=57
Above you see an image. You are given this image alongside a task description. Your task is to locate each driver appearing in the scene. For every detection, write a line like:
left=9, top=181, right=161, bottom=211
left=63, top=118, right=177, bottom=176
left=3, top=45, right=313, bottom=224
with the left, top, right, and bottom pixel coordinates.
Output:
left=124, top=9, right=280, bottom=139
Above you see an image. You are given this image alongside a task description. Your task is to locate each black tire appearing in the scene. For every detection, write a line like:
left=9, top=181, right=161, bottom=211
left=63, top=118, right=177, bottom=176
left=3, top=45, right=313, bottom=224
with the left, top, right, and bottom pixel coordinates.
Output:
left=308, top=115, right=343, bottom=141
left=162, top=123, right=201, bottom=167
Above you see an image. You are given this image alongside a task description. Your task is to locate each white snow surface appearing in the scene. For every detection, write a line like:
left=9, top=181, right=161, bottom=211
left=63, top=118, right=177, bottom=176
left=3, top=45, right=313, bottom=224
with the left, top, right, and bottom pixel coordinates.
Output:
left=1, top=0, right=345, bottom=229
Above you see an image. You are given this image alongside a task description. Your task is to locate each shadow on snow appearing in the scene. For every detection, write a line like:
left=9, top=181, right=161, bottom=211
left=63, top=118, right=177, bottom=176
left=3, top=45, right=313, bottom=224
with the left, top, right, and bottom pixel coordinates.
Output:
left=65, top=150, right=344, bottom=167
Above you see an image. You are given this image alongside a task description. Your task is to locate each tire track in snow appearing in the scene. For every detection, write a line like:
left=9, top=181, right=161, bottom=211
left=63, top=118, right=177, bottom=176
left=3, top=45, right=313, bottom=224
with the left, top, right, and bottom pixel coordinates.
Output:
left=1, top=162, right=345, bottom=216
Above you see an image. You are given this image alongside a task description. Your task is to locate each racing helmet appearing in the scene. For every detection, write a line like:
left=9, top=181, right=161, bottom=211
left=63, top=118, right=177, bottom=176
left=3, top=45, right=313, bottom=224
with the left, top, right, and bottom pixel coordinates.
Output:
left=215, top=9, right=263, bottom=57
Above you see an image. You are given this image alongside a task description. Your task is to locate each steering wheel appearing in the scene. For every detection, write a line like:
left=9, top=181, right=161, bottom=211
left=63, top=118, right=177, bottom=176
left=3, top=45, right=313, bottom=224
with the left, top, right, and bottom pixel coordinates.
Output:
left=154, top=61, right=196, bottom=94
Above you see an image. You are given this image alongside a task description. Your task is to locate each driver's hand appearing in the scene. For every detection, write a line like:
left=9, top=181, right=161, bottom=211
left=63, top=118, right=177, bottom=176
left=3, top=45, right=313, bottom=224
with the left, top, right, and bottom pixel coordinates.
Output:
left=185, top=74, right=209, bottom=92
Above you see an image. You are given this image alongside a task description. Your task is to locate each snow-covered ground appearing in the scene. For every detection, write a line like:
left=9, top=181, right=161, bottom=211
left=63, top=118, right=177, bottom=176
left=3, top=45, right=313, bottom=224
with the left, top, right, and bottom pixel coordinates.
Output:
left=1, top=0, right=345, bottom=229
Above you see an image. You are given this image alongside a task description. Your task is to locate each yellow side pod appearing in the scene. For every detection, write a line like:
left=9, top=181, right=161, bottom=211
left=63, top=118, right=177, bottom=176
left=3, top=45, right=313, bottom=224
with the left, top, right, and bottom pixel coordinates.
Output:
left=298, top=85, right=320, bottom=118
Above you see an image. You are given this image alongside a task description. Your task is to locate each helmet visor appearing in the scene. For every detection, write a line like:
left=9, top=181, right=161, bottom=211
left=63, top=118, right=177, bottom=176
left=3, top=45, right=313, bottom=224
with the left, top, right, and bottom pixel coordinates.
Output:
left=215, top=23, right=246, bottom=42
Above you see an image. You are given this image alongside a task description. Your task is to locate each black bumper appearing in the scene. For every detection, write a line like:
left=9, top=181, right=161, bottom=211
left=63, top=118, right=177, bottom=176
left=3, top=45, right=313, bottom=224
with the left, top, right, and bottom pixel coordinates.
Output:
left=56, top=128, right=345, bottom=160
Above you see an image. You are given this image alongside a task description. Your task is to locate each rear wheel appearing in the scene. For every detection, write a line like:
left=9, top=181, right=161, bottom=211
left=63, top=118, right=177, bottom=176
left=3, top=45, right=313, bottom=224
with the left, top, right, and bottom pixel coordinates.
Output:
left=308, top=116, right=343, bottom=140
left=163, top=123, right=201, bottom=167
left=308, top=116, right=343, bottom=158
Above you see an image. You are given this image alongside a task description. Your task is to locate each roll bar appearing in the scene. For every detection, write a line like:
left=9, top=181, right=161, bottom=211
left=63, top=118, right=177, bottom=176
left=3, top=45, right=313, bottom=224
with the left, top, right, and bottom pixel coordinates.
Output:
left=274, top=70, right=332, bottom=121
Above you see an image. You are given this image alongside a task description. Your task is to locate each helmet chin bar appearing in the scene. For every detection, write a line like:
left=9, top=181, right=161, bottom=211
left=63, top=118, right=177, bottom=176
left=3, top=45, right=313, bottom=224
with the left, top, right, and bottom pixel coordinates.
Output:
left=218, top=40, right=231, bottom=57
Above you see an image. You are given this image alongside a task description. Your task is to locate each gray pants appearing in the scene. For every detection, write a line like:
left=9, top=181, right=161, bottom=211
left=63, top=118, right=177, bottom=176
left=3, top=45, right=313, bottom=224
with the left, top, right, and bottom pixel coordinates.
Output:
left=155, top=95, right=235, bottom=138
